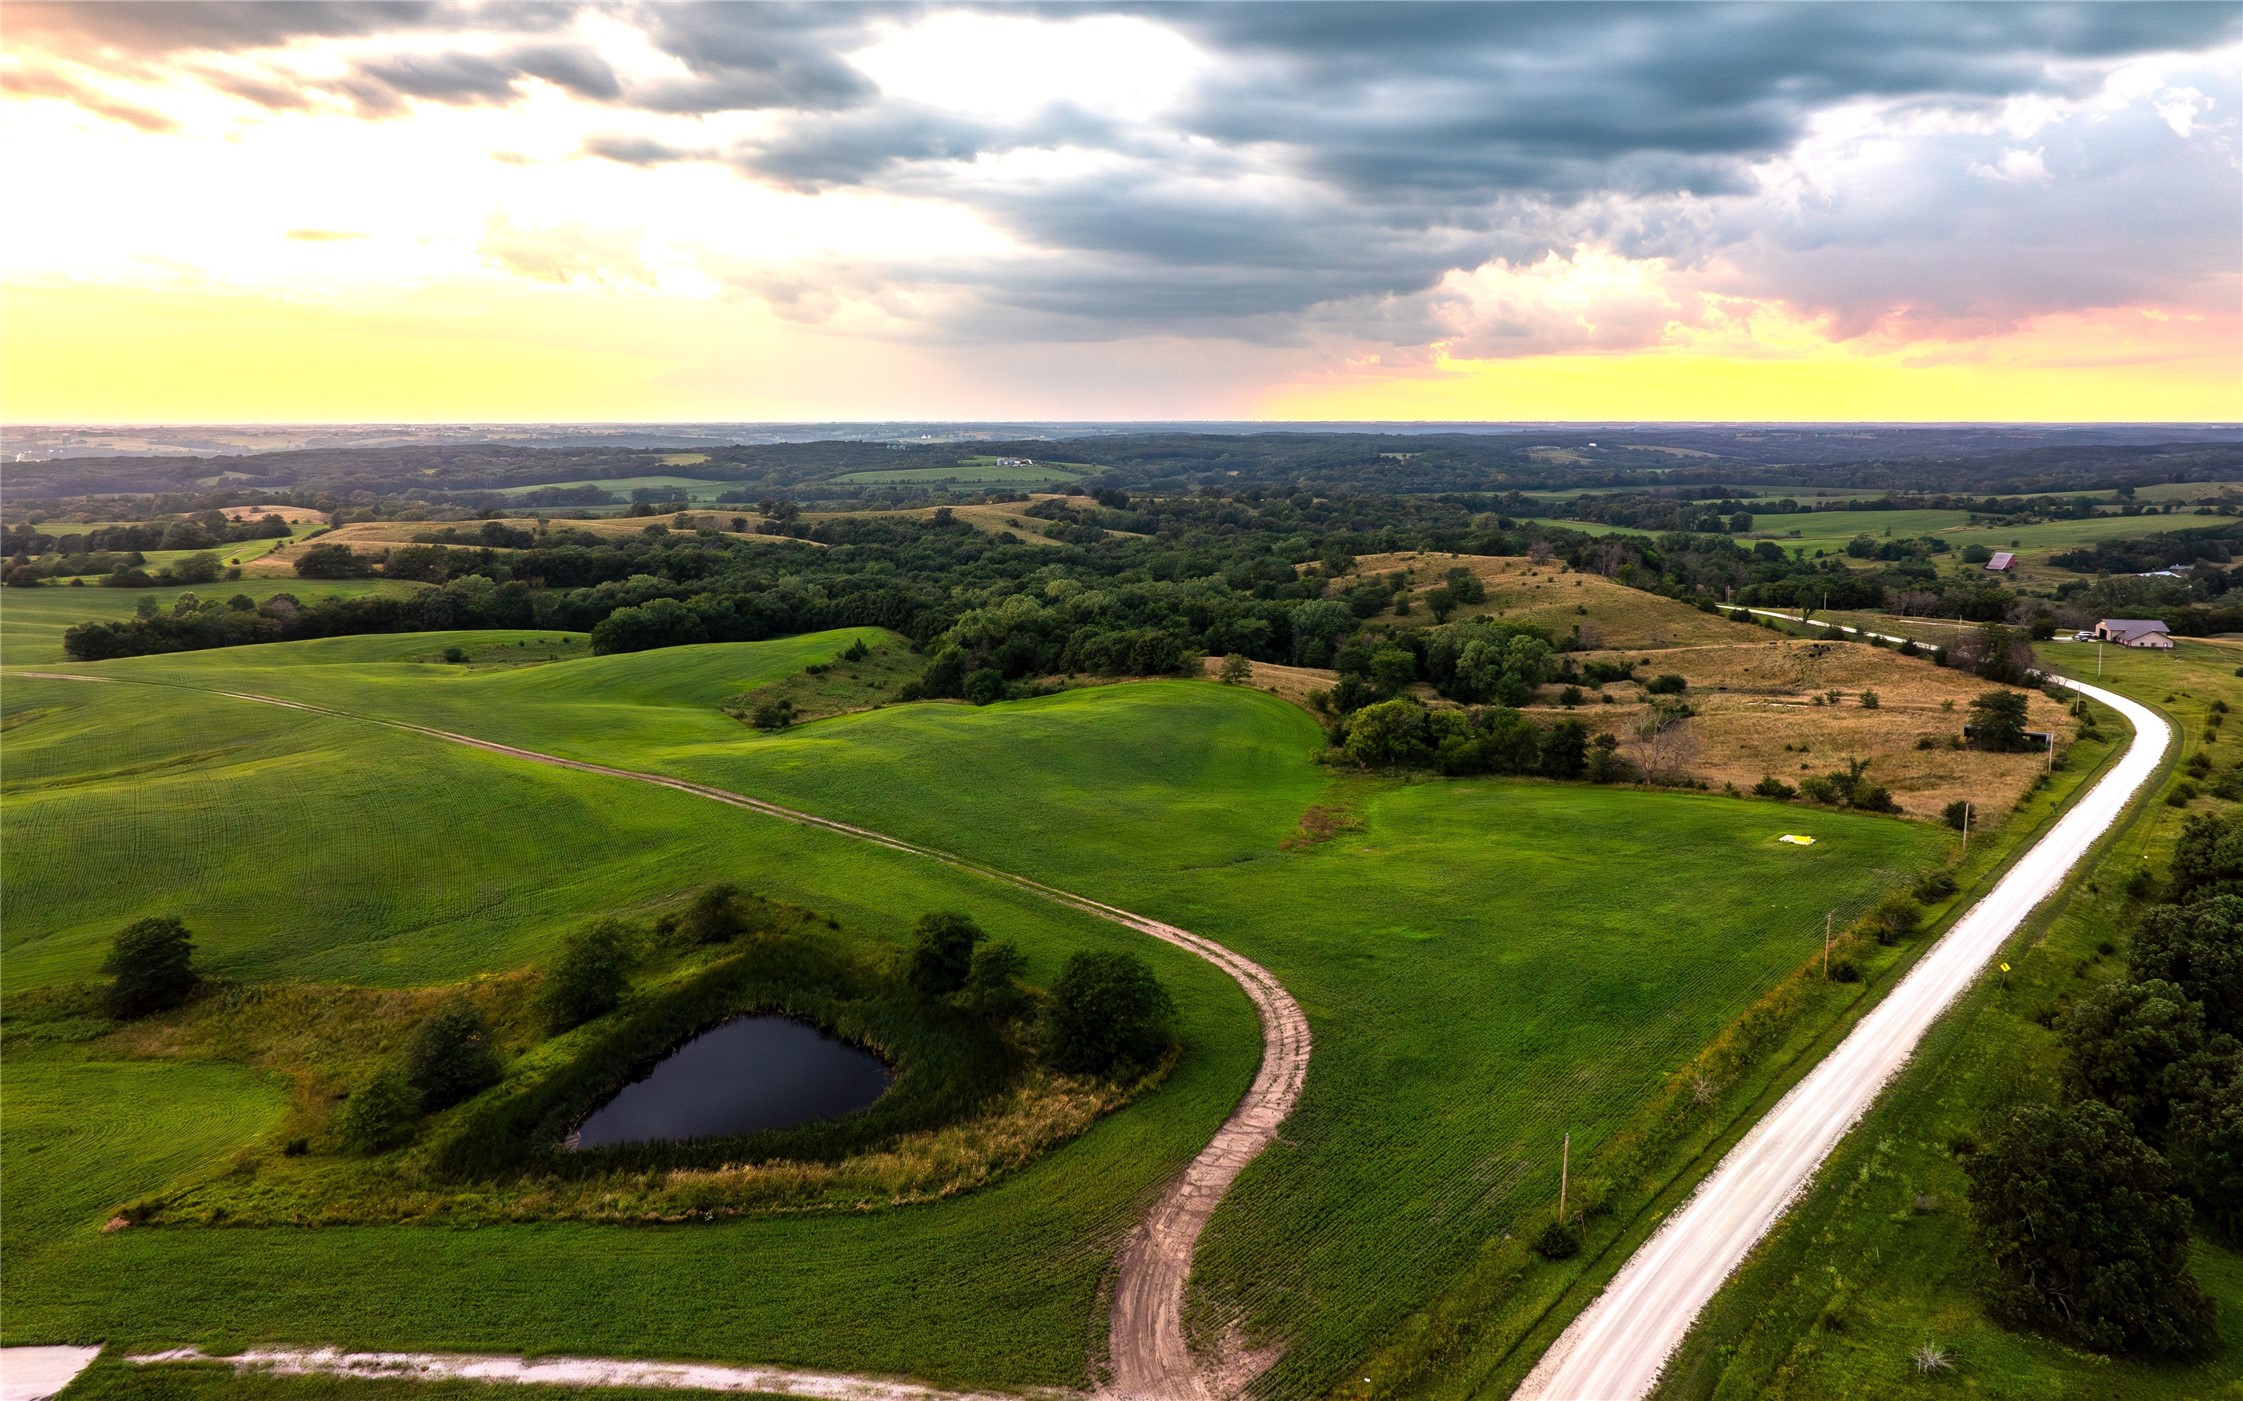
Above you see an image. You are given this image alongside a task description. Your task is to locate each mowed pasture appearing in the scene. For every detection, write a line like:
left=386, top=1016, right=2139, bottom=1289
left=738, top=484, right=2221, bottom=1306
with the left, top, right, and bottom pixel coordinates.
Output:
left=1, top=669, right=1263, bottom=1386
left=6, top=623, right=1950, bottom=1396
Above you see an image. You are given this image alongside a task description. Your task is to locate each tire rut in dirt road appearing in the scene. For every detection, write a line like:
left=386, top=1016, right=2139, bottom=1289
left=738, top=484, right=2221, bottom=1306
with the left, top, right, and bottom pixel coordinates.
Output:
left=207, top=687, right=1311, bottom=1399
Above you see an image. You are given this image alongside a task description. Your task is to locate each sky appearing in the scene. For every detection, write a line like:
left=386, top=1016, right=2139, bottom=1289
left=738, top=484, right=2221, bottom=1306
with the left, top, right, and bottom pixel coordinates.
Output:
left=2, top=1, right=2238, bottom=424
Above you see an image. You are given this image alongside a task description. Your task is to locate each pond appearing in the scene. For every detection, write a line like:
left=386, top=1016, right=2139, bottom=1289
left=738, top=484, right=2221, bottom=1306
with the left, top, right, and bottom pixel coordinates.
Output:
left=568, top=1015, right=893, bottom=1149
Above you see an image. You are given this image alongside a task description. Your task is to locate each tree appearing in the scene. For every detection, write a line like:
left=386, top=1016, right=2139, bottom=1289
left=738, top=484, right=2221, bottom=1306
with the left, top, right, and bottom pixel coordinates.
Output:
left=1218, top=653, right=1253, bottom=685
left=1342, top=698, right=1431, bottom=768
left=2060, top=979, right=2229, bottom=1135
left=1944, top=799, right=1974, bottom=831
left=1043, top=950, right=1176, bottom=1077
left=963, top=668, right=1006, bottom=705
left=338, top=1072, right=420, bottom=1153
left=540, top=919, right=635, bottom=1033
left=908, top=912, right=986, bottom=997
left=1968, top=688, right=2032, bottom=752
left=405, top=1002, right=502, bottom=1112
left=2169, top=1074, right=2243, bottom=1243
left=2134, top=897, right=2243, bottom=1037
left=1729, top=511, right=1753, bottom=534
left=1541, top=719, right=1589, bottom=779
left=293, top=543, right=373, bottom=579
left=1964, top=1100, right=2216, bottom=1356
left=102, top=915, right=199, bottom=1019
left=1425, top=586, right=1457, bottom=623
left=750, top=696, right=796, bottom=730
left=964, top=940, right=1031, bottom=1021
left=2169, top=812, right=2243, bottom=902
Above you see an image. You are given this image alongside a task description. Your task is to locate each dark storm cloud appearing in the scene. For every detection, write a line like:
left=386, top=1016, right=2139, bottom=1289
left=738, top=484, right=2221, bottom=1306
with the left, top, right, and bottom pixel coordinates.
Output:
left=7, top=1, right=2236, bottom=345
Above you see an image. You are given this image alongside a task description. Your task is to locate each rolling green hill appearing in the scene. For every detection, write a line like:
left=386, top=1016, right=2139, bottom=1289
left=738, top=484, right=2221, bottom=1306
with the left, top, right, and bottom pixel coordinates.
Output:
left=5, top=629, right=1946, bottom=1394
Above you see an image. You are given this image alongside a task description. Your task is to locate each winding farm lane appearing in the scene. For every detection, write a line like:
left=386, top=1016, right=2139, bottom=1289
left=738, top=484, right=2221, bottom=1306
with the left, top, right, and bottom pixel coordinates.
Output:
left=192, top=686, right=1308, bottom=1400
left=1517, top=673, right=2168, bottom=1400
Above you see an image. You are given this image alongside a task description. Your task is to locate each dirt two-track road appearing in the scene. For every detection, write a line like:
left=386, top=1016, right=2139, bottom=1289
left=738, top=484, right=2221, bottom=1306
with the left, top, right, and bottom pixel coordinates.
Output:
left=23, top=675, right=1308, bottom=1401
left=1518, top=675, right=2169, bottom=1401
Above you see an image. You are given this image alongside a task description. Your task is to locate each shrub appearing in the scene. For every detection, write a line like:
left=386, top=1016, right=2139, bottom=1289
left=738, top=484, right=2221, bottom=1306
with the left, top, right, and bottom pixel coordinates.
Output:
left=1943, top=800, right=1974, bottom=831
left=840, top=637, right=871, bottom=662
left=963, top=668, right=1006, bottom=705
left=541, top=919, right=636, bottom=1033
left=1043, top=950, right=1176, bottom=1077
left=1858, top=689, right=1880, bottom=709
left=750, top=696, right=796, bottom=730
left=1915, top=870, right=1958, bottom=902
left=1829, top=959, right=1862, bottom=983
left=338, top=1073, right=421, bottom=1153
left=681, top=884, right=754, bottom=944
left=1964, top=1099, right=2216, bottom=1356
left=1532, top=1219, right=1582, bottom=1260
left=405, top=1002, right=502, bottom=1112
left=1752, top=775, right=1797, bottom=800
left=1218, top=653, right=1252, bottom=685
left=1865, top=892, right=1919, bottom=946
left=1645, top=673, right=1688, bottom=695
left=102, top=915, right=198, bottom=1020
left=441, top=645, right=469, bottom=664
left=907, top=912, right=986, bottom=997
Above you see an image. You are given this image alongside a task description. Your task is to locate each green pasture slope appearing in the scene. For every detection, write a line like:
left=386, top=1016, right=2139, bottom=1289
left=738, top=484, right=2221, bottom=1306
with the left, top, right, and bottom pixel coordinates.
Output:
left=8, top=625, right=1945, bottom=1396
left=3, top=655, right=1260, bottom=1385
left=0, top=578, right=417, bottom=669
left=1663, top=639, right=2243, bottom=1400
left=491, top=474, right=732, bottom=501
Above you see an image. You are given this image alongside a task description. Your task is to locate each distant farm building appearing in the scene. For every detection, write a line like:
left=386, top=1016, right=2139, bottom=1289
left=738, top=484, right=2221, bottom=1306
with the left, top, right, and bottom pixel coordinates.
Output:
left=2094, top=618, right=2174, bottom=649
left=994, top=457, right=1036, bottom=467
left=1984, top=551, right=2016, bottom=572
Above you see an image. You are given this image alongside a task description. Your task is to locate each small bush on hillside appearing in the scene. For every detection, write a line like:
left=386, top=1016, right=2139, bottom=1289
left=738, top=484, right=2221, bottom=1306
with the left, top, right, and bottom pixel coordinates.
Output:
left=841, top=637, right=871, bottom=662
left=1219, top=653, right=1253, bottom=684
left=1965, top=1099, right=2216, bottom=1356
left=541, top=919, right=636, bottom=1033
left=1043, top=951, right=1176, bottom=1078
left=1645, top=673, right=1687, bottom=695
left=682, top=884, right=754, bottom=944
left=406, top=1002, right=502, bottom=1112
left=1944, top=800, right=1974, bottom=831
left=750, top=696, right=795, bottom=730
left=1753, top=775, right=1797, bottom=800
left=1859, top=689, right=1880, bottom=709
left=339, top=1072, right=421, bottom=1154
left=907, top=912, right=986, bottom=998
left=1915, top=870, right=1958, bottom=902
left=103, top=915, right=198, bottom=1020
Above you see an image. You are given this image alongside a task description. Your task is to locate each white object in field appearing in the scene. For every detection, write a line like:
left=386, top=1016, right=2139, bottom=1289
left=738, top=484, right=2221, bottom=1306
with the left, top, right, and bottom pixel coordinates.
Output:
left=1777, top=834, right=1815, bottom=846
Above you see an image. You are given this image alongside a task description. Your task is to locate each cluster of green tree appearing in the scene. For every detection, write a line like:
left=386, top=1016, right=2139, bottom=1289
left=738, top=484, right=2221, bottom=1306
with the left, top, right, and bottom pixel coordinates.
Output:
left=1752, top=756, right=1901, bottom=813
left=1964, top=810, right=2243, bottom=1357
left=1842, top=533, right=1952, bottom=562
left=3, top=549, right=149, bottom=585
left=2, top=511, right=291, bottom=558
left=906, top=912, right=1174, bottom=1077
left=16, top=428, right=2234, bottom=509
left=2050, top=520, right=2243, bottom=575
left=1327, top=698, right=1608, bottom=779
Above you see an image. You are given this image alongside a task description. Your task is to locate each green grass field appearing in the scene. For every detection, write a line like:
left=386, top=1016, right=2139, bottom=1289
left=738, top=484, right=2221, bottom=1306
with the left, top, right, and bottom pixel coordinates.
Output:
left=1661, top=638, right=2243, bottom=1399
left=5, top=620, right=1951, bottom=1396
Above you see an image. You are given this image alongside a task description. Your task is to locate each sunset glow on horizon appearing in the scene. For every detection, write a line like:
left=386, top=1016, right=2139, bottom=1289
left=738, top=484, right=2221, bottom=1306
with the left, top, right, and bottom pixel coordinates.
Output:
left=3, top=2, right=2237, bottom=424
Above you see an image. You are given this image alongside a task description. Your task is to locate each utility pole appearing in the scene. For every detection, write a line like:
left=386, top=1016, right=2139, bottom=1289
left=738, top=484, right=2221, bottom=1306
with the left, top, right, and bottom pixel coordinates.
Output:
left=1962, top=801, right=1972, bottom=857
left=1559, top=1131, right=1570, bottom=1224
left=2097, top=639, right=2104, bottom=677
left=1824, top=910, right=1833, bottom=978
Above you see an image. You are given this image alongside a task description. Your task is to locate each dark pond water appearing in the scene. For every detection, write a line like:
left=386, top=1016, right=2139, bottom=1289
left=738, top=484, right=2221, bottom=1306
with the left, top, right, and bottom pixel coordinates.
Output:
left=569, top=1016, right=893, bottom=1150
